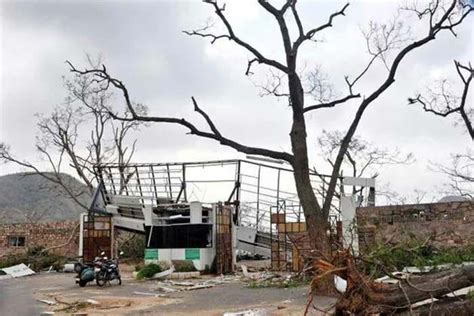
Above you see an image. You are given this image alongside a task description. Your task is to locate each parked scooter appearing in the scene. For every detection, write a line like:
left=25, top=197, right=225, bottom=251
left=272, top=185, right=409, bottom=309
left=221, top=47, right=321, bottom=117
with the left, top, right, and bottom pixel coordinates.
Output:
left=74, top=251, right=123, bottom=287
left=95, top=251, right=123, bottom=286
left=74, top=261, right=96, bottom=287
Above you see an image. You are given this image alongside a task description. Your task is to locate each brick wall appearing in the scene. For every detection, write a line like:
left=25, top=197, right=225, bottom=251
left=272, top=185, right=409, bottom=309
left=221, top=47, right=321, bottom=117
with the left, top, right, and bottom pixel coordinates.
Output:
left=0, top=220, right=79, bottom=258
left=356, top=201, right=474, bottom=252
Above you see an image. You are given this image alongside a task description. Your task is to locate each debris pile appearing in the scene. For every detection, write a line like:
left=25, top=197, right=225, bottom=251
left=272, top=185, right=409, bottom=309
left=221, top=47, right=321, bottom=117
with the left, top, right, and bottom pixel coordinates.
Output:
left=152, top=275, right=237, bottom=294
left=240, top=264, right=307, bottom=288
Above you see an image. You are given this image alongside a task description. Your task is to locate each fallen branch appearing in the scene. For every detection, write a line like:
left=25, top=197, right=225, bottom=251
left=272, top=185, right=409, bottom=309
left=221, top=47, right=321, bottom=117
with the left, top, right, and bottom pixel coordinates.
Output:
left=308, top=250, right=474, bottom=314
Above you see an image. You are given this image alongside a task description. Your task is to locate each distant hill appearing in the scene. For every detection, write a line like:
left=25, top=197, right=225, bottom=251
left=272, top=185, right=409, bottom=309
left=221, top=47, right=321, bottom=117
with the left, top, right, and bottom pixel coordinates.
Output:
left=0, top=172, right=91, bottom=224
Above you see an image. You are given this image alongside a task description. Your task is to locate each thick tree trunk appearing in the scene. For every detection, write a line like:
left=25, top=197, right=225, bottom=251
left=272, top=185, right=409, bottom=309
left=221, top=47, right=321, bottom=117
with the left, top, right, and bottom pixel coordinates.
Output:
left=288, top=73, right=327, bottom=249
left=288, top=72, right=334, bottom=293
left=367, top=265, right=474, bottom=309
left=330, top=252, right=474, bottom=314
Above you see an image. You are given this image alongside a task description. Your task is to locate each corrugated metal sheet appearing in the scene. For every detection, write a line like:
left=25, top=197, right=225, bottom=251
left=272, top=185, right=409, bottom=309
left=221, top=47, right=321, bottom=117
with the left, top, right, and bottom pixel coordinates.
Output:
left=1, top=263, right=35, bottom=278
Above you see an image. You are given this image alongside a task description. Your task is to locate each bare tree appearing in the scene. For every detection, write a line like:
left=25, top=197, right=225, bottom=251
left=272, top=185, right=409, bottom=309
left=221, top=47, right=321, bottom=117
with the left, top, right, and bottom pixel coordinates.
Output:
left=1, top=58, right=145, bottom=212
left=433, top=149, right=474, bottom=198
left=409, top=60, right=473, bottom=139
left=1, top=107, right=92, bottom=211
left=315, top=130, right=414, bottom=197
left=66, top=1, right=472, bottom=287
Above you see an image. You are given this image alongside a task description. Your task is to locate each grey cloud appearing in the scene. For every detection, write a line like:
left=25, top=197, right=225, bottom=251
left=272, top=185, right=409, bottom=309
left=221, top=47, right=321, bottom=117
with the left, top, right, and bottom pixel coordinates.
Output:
left=1, top=0, right=472, bottom=199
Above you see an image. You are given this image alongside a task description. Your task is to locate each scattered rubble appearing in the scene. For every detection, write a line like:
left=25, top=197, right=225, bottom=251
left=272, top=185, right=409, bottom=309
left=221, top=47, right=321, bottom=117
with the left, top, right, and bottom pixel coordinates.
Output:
left=151, top=274, right=238, bottom=294
left=239, top=265, right=308, bottom=288
left=223, top=308, right=269, bottom=316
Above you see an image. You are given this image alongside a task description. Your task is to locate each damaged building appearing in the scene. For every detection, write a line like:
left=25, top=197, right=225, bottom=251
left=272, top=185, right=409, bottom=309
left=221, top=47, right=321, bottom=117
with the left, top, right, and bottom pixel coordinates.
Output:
left=81, top=159, right=376, bottom=272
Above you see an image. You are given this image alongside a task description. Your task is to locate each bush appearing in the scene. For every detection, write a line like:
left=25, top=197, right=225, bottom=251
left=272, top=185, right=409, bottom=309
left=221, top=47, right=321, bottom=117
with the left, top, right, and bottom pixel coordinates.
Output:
left=0, top=247, right=70, bottom=272
left=117, top=232, right=145, bottom=259
left=136, top=263, right=162, bottom=280
left=173, top=260, right=196, bottom=272
left=0, top=254, right=27, bottom=269
left=362, top=238, right=474, bottom=277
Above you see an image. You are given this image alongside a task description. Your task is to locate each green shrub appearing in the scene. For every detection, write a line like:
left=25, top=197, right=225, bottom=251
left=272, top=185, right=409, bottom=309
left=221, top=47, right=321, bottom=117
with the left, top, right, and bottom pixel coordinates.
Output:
left=0, top=254, right=27, bottom=269
left=362, top=238, right=474, bottom=277
left=467, top=290, right=474, bottom=301
left=136, top=263, right=162, bottom=280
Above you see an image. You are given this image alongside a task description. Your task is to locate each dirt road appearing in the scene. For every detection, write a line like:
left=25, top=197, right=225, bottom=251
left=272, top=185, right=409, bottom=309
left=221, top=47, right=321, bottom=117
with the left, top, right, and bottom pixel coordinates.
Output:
left=0, top=272, right=335, bottom=315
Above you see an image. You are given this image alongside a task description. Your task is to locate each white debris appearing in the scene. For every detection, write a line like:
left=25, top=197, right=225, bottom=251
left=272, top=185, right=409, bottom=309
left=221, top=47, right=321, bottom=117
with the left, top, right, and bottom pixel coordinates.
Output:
left=334, top=275, right=347, bottom=293
left=85, top=299, right=100, bottom=305
left=155, top=286, right=178, bottom=293
left=168, top=280, right=194, bottom=286
left=223, top=308, right=268, bottom=316
left=151, top=266, right=175, bottom=279
left=241, top=265, right=250, bottom=278
left=1, top=263, right=35, bottom=278
left=183, top=283, right=214, bottom=291
left=133, top=291, right=167, bottom=297
left=37, top=299, right=57, bottom=306
left=63, top=263, right=75, bottom=273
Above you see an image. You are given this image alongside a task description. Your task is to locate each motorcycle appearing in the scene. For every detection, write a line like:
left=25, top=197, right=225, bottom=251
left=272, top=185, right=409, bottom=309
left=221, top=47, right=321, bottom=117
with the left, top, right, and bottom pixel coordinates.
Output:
left=74, top=251, right=123, bottom=287
left=95, top=251, right=123, bottom=287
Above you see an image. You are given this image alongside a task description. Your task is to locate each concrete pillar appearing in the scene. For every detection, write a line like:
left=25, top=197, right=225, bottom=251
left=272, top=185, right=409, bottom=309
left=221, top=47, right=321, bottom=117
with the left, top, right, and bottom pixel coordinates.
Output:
left=190, top=201, right=202, bottom=224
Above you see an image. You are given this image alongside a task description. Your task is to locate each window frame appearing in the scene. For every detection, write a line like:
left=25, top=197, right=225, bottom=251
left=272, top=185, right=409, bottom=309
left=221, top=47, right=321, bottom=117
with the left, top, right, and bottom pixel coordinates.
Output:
left=8, top=235, right=26, bottom=247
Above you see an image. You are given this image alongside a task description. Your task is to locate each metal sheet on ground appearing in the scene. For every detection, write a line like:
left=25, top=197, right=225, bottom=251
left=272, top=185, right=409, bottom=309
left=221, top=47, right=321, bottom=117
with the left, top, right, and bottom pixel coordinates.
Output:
left=1, top=263, right=35, bottom=278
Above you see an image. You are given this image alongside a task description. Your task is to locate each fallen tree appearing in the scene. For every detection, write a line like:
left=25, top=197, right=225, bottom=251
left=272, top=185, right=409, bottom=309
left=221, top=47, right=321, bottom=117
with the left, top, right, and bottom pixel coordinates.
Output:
left=309, top=250, right=474, bottom=315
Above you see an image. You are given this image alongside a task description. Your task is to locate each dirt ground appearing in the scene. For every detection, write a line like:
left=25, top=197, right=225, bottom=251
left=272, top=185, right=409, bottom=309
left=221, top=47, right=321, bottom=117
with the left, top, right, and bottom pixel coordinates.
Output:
left=0, top=264, right=336, bottom=315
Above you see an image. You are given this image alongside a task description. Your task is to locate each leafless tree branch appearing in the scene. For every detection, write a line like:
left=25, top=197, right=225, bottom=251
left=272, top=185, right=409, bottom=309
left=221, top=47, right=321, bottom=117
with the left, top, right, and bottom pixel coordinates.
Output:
left=322, top=0, right=472, bottom=215
left=409, top=60, right=473, bottom=139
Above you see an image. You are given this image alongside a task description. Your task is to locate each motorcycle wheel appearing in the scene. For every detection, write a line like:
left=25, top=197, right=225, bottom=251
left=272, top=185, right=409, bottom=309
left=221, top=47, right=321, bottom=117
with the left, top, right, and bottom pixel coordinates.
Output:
left=78, top=280, right=87, bottom=287
left=96, top=271, right=107, bottom=287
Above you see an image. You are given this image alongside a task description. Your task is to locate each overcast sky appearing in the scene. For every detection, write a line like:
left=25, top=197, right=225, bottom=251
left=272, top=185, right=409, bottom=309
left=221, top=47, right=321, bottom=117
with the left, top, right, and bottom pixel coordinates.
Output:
left=0, top=0, right=472, bottom=202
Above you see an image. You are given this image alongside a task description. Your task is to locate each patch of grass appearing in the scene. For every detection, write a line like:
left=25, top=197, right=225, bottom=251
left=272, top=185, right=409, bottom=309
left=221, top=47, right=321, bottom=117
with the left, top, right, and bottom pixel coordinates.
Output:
left=136, top=263, right=162, bottom=280
left=0, top=247, right=69, bottom=271
left=467, top=290, right=474, bottom=301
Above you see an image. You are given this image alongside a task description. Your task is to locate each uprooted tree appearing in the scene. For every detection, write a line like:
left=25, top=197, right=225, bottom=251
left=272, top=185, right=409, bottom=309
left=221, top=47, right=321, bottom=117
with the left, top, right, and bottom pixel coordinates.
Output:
left=67, top=0, right=472, bottom=294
